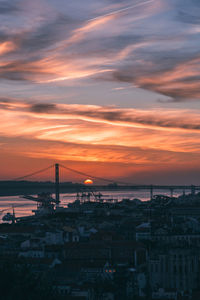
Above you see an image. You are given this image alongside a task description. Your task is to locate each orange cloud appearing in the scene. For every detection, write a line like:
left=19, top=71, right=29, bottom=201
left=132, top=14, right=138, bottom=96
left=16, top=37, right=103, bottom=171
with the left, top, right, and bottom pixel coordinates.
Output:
left=1, top=100, right=200, bottom=168
left=0, top=41, right=16, bottom=55
left=1, top=134, right=200, bottom=183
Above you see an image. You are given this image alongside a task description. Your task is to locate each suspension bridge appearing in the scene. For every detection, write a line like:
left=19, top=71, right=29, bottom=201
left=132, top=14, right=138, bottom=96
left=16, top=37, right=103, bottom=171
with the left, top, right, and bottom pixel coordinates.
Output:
left=3, top=163, right=200, bottom=199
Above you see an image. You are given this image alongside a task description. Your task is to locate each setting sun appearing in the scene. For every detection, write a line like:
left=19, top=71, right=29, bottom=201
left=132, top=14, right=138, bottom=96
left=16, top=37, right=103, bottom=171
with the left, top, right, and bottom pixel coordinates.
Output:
left=84, top=179, right=93, bottom=185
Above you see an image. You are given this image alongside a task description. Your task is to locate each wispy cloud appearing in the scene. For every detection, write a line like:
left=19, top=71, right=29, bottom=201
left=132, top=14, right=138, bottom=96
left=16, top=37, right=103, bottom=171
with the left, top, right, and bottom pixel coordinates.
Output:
left=1, top=100, right=200, bottom=162
left=1, top=99, right=200, bottom=132
left=0, top=0, right=197, bottom=101
left=1, top=0, right=200, bottom=182
left=0, top=0, right=198, bottom=101
left=0, top=2, right=20, bottom=15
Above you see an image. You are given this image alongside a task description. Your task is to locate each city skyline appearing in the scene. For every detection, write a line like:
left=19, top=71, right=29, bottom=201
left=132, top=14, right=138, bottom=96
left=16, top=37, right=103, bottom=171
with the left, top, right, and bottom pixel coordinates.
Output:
left=1, top=0, right=200, bottom=184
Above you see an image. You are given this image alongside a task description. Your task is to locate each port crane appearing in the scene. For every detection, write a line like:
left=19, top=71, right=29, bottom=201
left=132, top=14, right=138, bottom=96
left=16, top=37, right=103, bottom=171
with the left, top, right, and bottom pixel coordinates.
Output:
left=64, top=191, right=118, bottom=203
left=22, top=192, right=58, bottom=216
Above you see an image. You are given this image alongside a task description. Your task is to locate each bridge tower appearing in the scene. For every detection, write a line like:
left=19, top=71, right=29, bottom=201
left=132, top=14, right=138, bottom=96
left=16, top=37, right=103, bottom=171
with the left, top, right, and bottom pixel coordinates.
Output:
left=150, top=185, right=153, bottom=200
left=55, top=163, right=60, bottom=204
left=191, top=185, right=196, bottom=196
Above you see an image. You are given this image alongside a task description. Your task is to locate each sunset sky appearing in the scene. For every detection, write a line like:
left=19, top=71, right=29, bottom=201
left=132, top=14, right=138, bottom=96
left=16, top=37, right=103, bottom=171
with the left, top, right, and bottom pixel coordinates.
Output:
left=1, top=0, right=200, bottom=184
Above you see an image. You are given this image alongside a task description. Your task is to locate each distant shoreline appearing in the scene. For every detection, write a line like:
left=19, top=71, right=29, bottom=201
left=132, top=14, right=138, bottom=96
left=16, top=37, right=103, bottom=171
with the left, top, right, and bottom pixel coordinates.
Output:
left=0, top=180, right=193, bottom=197
left=0, top=181, right=129, bottom=197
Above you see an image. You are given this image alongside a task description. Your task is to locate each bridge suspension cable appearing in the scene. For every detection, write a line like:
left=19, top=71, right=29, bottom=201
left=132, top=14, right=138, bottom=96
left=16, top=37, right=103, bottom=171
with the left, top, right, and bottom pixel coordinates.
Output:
left=12, top=164, right=54, bottom=181
left=10, top=163, right=131, bottom=185
left=60, top=164, right=129, bottom=185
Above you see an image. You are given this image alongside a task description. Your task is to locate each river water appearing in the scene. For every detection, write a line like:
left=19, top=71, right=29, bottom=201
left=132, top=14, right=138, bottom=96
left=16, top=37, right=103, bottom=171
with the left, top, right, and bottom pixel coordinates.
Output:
left=0, top=189, right=184, bottom=222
